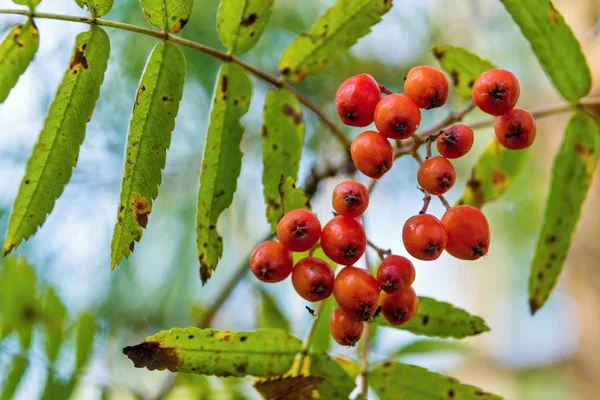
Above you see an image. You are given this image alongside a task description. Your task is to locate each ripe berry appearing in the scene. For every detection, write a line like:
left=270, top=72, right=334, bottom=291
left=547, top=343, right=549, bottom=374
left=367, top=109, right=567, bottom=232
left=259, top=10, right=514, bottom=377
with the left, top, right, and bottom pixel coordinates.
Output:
left=404, top=66, right=449, bottom=109
left=380, top=287, right=419, bottom=326
left=333, top=266, right=380, bottom=321
left=330, top=306, right=364, bottom=346
left=472, top=69, right=520, bottom=116
left=277, top=209, right=321, bottom=252
left=417, top=156, right=456, bottom=195
left=250, top=241, right=293, bottom=283
left=321, top=216, right=366, bottom=265
left=374, top=94, right=421, bottom=140
left=376, top=255, right=415, bottom=294
left=292, top=257, right=335, bottom=302
left=350, top=131, right=393, bottom=179
left=332, top=180, right=369, bottom=218
left=494, top=108, right=536, bottom=150
left=436, top=124, right=474, bottom=159
left=441, top=205, right=490, bottom=260
left=335, top=74, right=381, bottom=127
left=402, top=214, right=447, bottom=261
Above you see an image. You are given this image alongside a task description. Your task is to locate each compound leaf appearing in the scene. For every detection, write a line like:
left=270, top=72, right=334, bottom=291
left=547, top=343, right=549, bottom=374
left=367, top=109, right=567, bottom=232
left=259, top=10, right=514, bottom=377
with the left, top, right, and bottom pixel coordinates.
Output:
left=111, top=42, right=185, bottom=270
left=529, top=110, right=600, bottom=313
left=278, top=0, right=392, bottom=82
left=0, top=20, right=39, bottom=104
left=124, top=328, right=302, bottom=377
left=196, top=63, right=252, bottom=284
left=4, top=26, right=110, bottom=255
left=217, top=0, right=274, bottom=54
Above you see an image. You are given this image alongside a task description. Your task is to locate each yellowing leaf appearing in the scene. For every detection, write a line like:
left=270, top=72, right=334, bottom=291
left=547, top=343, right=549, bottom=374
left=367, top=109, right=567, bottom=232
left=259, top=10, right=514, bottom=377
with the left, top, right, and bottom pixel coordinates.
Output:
left=196, top=63, right=252, bottom=284
left=4, top=27, right=110, bottom=255
left=141, top=0, right=194, bottom=33
left=0, top=20, right=39, bottom=104
left=528, top=110, right=600, bottom=313
left=217, top=0, right=274, bottom=54
left=278, top=0, right=392, bottom=82
left=111, top=42, right=186, bottom=269
left=123, top=328, right=302, bottom=377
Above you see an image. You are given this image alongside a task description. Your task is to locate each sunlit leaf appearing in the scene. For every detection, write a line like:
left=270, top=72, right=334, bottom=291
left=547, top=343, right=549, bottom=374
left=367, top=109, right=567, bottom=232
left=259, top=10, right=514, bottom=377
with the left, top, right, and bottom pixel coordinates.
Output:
left=370, top=361, right=502, bottom=400
left=111, top=42, right=185, bottom=270
left=529, top=110, right=600, bottom=313
left=141, top=0, right=194, bottom=33
left=278, top=0, right=392, bottom=82
left=377, top=297, right=489, bottom=339
left=310, top=353, right=356, bottom=399
left=261, top=89, right=306, bottom=232
left=3, top=27, right=110, bottom=256
left=259, top=290, right=290, bottom=332
left=12, top=0, right=40, bottom=10
left=254, top=376, right=322, bottom=400
left=432, top=45, right=495, bottom=100
left=196, top=63, right=252, bottom=284
left=457, top=139, right=530, bottom=209
left=217, top=0, right=274, bottom=54
left=124, top=328, right=302, bottom=377
left=41, top=287, right=67, bottom=365
left=502, top=0, right=591, bottom=102
left=393, top=339, right=467, bottom=358
left=334, top=356, right=360, bottom=380
left=0, top=20, right=39, bottom=104
left=0, top=356, right=27, bottom=400
left=75, top=312, right=96, bottom=371
left=74, top=0, right=114, bottom=17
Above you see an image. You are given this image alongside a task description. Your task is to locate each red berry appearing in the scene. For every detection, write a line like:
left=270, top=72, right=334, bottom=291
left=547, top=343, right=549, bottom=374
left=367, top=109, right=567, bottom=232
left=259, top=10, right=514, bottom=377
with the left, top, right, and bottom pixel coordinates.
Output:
left=380, top=287, right=419, bottom=326
left=333, top=266, right=380, bottom=321
left=374, top=94, right=421, bottom=140
left=250, top=241, right=293, bottom=283
left=472, top=69, right=520, bottom=116
left=350, top=131, right=393, bottom=179
left=441, top=205, right=490, bottom=260
left=321, top=216, right=366, bottom=265
left=436, top=124, right=474, bottom=159
left=404, top=66, right=449, bottom=109
left=335, top=74, right=381, bottom=127
left=494, top=108, right=536, bottom=150
left=276, top=209, right=321, bottom=252
left=292, top=257, right=335, bottom=302
left=330, top=306, right=364, bottom=346
left=332, top=180, right=369, bottom=218
left=417, top=156, right=456, bottom=195
left=376, top=255, right=415, bottom=294
left=402, top=214, right=447, bottom=261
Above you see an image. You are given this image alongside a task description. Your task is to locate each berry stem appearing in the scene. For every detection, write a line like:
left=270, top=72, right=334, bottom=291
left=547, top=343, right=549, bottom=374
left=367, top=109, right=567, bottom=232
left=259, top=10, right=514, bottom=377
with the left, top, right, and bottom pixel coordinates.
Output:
left=360, top=323, right=372, bottom=398
left=367, top=238, right=391, bottom=260
left=378, top=85, right=394, bottom=95
left=308, top=243, right=321, bottom=256
left=419, top=189, right=432, bottom=214
left=438, top=194, right=451, bottom=210
left=425, top=136, right=434, bottom=158
left=412, top=151, right=424, bottom=165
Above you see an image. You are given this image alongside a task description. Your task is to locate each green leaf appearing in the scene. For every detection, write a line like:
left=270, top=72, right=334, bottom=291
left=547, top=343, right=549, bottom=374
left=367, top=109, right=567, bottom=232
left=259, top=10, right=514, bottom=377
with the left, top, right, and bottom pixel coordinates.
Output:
left=259, top=290, right=290, bottom=332
left=111, top=42, right=186, bottom=270
left=0, top=257, right=39, bottom=348
left=0, top=21, right=39, bottom=104
left=123, top=328, right=302, bottom=377
left=370, top=362, right=502, bottom=400
left=3, top=27, right=110, bottom=255
left=393, top=339, right=467, bottom=358
left=310, top=353, right=356, bottom=399
left=40, top=373, right=76, bottom=400
left=141, top=0, right=194, bottom=33
left=75, top=312, right=97, bottom=371
left=432, top=45, right=495, bottom=100
left=501, top=0, right=591, bottom=102
left=41, top=288, right=67, bottom=365
left=217, top=0, right=274, bottom=54
left=457, top=139, right=530, bottom=209
left=75, top=0, right=114, bottom=17
left=528, top=110, right=600, bottom=314
left=333, top=356, right=361, bottom=380
left=12, top=0, right=40, bottom=10
left=261, top=89, right=306, bottom=232
left=377, top=297, right=489, bottom=339
left=196, top=63, right=252, bottom=284
left=0, top=356, right=27, bottom=400
left=278, top=0, right=392, bottom=82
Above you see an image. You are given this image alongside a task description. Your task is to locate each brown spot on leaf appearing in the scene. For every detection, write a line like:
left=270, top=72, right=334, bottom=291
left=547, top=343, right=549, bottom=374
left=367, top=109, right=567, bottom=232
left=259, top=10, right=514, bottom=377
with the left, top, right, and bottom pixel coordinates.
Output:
left=70, top=48, right=85, bottom=70
left=200, top=260, right=211, bottom=285
left=221, top=333, right=233, bottom=342
left=241, top=13, right=258, bottom=27
left=549, top=3, right=560, bottom=24
left=129, top=241, right=135, bottom=252
left=236, top=362, right=248, bottom=373
left=170, top=18, right=188, bottom=34
left=433, top=48, right=446, bottom=60
left=545, top=234, right=557, bottom=244
left=422, top=315, right=429, bottom=325
left=450, top=70, right=459, bottom=87
left=448, top=389, right=455, bottom=398
left=240, top=335, right=248, bottom=342
left=81, top=56, right=88, bottom=69
left=133, top=198, right=151, bottom=228
left=221, top=75, right=228, bottom=93
left=283, top=104, right=303, bottom=125
left=529, top=298, right=540, bottom=314
left=492, top=170, right=506, bottom=185
left=123, top=341, right=179, bottom=372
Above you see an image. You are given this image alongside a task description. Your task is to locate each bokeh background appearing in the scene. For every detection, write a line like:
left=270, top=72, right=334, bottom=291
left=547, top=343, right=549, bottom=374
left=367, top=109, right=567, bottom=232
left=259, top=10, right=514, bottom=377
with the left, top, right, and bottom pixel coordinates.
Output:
left=1, top=0, right=600, bottom=398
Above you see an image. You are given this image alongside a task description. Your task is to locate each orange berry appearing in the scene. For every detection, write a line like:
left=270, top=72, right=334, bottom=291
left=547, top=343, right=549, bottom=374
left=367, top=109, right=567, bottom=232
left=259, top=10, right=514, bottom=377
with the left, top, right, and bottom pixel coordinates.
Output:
left=417, top=156, right=456, bottom=195
left=494, top=108, right=536, bottom=150
left=350, top=131, right=393, bottom=179
left=374, top=94, right=421, bottom=140
left=404, top=66, right=449, bottom=109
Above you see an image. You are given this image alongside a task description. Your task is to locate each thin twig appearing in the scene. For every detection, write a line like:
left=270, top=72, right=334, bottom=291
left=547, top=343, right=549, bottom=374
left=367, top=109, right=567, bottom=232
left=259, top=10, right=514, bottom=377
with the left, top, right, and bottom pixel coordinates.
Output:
left=437, top=195, right=451, bottom=211
left=378, top=85, right=394, bottom=95
left=366, top=178, right=378, bottom=194
left=0, top=8, right=351, bottom=150
left=366, top=238, right=391, bottom=260
left=419, top=189, right=431, bottom=214
left=360, top=323, right=372, bottom=398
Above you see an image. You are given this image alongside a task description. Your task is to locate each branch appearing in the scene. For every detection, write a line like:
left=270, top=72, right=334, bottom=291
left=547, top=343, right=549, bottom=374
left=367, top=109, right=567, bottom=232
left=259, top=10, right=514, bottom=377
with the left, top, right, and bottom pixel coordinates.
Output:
left=0, top=8, right=351, bottom=150
left=360, top=323, right=372, bottom=398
